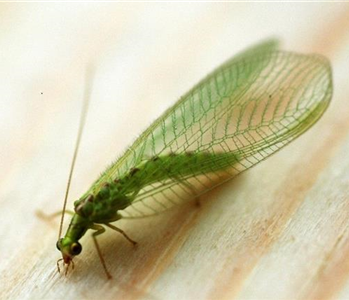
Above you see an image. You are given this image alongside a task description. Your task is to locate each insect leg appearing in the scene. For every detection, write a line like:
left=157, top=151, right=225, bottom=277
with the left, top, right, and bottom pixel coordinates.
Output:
left=91, top=224, right=112, bottom=280
left=104, top=223, right=137, bottom=246
left=36, top=210, right=75, bottom=220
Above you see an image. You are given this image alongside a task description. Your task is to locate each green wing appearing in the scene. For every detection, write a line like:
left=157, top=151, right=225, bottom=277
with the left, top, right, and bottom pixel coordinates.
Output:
left=90, top=39, right=333, bottom=218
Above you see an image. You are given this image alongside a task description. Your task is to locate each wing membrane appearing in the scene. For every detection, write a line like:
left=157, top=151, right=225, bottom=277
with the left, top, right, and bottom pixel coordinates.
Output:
left=89, top=40, right=333, bottom=218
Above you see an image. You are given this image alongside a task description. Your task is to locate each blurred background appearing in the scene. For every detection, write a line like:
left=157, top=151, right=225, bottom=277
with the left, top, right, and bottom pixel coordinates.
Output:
left=1, top=3, right=349, bottom=300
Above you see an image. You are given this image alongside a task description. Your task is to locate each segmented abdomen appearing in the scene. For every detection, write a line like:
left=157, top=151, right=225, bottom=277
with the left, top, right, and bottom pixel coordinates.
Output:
left=75, top=151, right=238, bottom=218
left=118, top=151, right=239, bottom=194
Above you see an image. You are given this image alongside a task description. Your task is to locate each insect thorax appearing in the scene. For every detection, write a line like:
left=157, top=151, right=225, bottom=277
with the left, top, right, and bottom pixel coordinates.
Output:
left=74, top=183, right=131, bottom=222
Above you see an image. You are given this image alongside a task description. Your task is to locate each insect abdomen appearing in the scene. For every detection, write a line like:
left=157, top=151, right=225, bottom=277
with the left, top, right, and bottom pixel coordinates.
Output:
left=121, top=152, right=239, bottom=191
left=75, top=152, right=238, bottom=218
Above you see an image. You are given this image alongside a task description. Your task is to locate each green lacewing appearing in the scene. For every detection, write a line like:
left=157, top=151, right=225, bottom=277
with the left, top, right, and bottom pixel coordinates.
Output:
left=55, top=39, right=333, bottom=278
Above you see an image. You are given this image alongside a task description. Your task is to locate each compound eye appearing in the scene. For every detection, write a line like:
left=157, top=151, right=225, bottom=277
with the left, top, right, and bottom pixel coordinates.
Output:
left=56, top=238, right=63, bottom=251
left=70, top=242, right=82, bottom=255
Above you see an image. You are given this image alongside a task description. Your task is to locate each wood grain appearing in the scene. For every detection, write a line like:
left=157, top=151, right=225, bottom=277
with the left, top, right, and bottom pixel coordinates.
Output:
left=1, top=3, right=349, bottom=300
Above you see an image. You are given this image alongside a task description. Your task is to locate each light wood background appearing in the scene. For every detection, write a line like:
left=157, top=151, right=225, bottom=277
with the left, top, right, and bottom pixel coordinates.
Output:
left=1, top=3, right=349, bottom=300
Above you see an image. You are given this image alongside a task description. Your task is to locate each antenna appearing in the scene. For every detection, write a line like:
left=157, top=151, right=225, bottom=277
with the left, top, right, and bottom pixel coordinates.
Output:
left=58, top=66, right=94, bottom=240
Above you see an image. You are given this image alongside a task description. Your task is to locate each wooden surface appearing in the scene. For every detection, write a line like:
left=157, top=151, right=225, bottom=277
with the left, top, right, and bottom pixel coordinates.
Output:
left=2, top=3, right=349, bottom=300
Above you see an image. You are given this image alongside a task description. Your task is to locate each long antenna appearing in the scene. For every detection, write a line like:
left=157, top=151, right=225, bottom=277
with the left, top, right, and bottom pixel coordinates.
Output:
left=58, top=66, right=94, bottom=240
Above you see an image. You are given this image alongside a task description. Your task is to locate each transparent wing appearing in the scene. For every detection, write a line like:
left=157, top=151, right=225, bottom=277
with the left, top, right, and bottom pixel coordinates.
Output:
left=92, top=39, right=333, bottom=218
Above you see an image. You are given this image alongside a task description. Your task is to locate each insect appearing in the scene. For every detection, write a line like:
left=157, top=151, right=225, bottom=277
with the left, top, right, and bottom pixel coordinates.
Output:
left=55, top=39, right=333, bottom=279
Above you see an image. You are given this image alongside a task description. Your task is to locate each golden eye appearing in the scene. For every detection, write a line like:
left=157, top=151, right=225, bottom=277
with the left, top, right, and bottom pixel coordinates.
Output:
left=70, top=242, right=82, bottom=255
left=56, top=238, right=63, bottom=251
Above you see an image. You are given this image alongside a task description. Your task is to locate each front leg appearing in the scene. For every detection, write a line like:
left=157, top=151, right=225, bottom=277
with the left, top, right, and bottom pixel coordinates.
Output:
left=36, top=209, right=75, bottom=220
left=91, top=224, right=112, bottom=280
